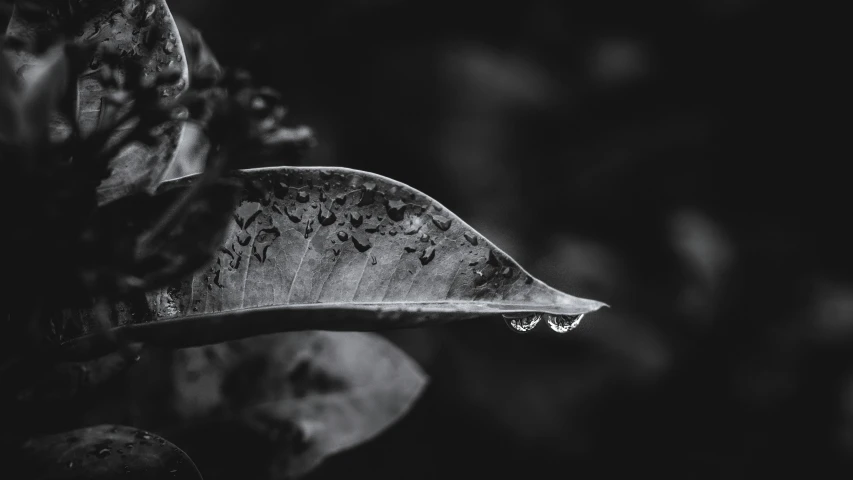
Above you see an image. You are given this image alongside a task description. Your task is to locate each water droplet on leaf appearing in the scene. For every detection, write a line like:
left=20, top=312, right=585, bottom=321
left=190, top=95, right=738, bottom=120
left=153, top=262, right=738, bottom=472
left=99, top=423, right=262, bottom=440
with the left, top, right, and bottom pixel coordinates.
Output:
left=420, top=246, right=436, bottom=265
left=547, top=314, right=584, bottom=333
left=503, top=313, right=541, bottom=333
left=296, top=191, right=310, bottom=203
left=352, top=234, right=372, bottom=252
left=432, top=215, right=452, bottom=231
left=337, top=231, right=348, bottom=241
left=318, top=206, right=336, bottom=226
left=464, top=233, right=479, bottom=246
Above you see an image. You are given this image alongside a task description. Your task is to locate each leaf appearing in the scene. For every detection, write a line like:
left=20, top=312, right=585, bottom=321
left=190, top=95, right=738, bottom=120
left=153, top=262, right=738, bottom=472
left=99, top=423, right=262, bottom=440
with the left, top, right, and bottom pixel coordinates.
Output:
left=17, top=424, right=201, bottom=480
left=54, top=167, right=607, bottom=359
left=161, top=331, right=427, bottom=479
left=4, top=0, right=189, bottom=205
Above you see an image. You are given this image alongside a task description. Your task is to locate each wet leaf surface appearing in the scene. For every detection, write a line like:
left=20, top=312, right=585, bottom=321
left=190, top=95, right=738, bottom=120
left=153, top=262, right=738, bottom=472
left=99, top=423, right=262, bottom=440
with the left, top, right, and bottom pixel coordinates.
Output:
left=54, top=167, right=605, bottom=358
left=17, top=424, right=201, bottom=479
left=4, top=0, right=188, bottom=205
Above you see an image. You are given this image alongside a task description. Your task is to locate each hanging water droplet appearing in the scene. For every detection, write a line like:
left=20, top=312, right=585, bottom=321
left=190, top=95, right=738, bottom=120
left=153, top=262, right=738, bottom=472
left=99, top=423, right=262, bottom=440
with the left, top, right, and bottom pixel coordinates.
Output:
left=503, top=313, right=541, bottom=333
left=432, top=214, right=452, bottom=231
left=547, top=314, right=584, bottom=333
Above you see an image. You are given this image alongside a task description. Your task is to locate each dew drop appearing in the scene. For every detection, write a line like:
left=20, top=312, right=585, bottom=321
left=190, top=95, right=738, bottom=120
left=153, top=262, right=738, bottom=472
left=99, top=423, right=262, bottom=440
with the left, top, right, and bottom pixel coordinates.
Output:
left=389, top=230, right=397, bottom=236
left=236, top=231, right=252, bottom=246
left=337, top=231, right=349, bottom=241
left=304, top=219, right=315, bottom=238
left=350, top=212, right=363, bottom=227
left=431, top=214, right=452, bottom=231
left=357, top=183, right=376, bottom=206
left=352, top=234, right=372, bottom=252
left=371, top=255, right=378, bottom=265
left=404, top=246, right=417, bottom=253
left=501, top=267, right=513, bottom=278
left=547, top=314, right=584, bottom=333
left=335, top=194, right=347, bottom=205
left=284, top=206, right=302, bottom=223
left=296, top=191, right=310, bottom=203
left=163, top=40, right=175, bottom=54
left=420, top=233, right=430, bottom=243
left=386, top=199, right=407, bottom=221
left=420, top=246, right=436, bottom=265
left=318, top=206, right=337, bottom=226
left=487, top=250, right=501, bottom=267
left=503, top=313, right=541, bottom=333
left=464, top=233, right=479, bottom=246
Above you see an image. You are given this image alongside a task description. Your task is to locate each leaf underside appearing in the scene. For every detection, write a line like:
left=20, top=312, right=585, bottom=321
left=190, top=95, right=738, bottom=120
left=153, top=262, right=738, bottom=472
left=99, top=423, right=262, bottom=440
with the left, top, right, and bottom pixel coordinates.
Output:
left=5, top=0, right=189, bottom=205
left=55, top=167, right=606, bottom=359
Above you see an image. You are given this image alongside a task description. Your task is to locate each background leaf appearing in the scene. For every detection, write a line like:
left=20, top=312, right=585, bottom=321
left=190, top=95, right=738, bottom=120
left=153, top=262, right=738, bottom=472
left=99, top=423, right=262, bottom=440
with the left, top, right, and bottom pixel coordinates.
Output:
left=54, top=166, right=606, bottom=358
left=4, top=0, right=189, bottom=205
left=15, top=424, right=201, bottom=480
left=79, top=331, right=428, bottom=480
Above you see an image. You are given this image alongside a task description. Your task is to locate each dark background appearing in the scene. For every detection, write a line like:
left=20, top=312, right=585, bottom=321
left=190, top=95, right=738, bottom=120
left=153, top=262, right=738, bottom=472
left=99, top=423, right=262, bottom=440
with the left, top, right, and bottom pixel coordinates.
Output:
left=4, top=0, right=846, bottom=478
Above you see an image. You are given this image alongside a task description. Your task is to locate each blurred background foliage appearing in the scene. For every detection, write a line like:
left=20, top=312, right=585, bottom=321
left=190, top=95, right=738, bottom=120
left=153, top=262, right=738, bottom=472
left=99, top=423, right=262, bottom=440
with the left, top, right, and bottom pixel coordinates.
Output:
left=2, top=0, right=845, bottom=478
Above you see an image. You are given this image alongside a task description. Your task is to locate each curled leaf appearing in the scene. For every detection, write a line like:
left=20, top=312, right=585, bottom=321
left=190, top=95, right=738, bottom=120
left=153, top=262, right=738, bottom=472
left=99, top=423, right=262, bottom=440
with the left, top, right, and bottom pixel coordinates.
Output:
left=53, top=167, right=606, bottom=359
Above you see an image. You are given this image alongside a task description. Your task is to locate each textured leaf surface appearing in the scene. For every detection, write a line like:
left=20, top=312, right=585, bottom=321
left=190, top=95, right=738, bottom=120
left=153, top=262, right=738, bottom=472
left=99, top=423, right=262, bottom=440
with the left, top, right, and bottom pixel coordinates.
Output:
left=18, top=424, right=201, bottom=479
left=56, top=167, right=606, bottom=358
left=164, top=331, right=427, bottom=479
left=4, top=0, right=188, bottom=205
